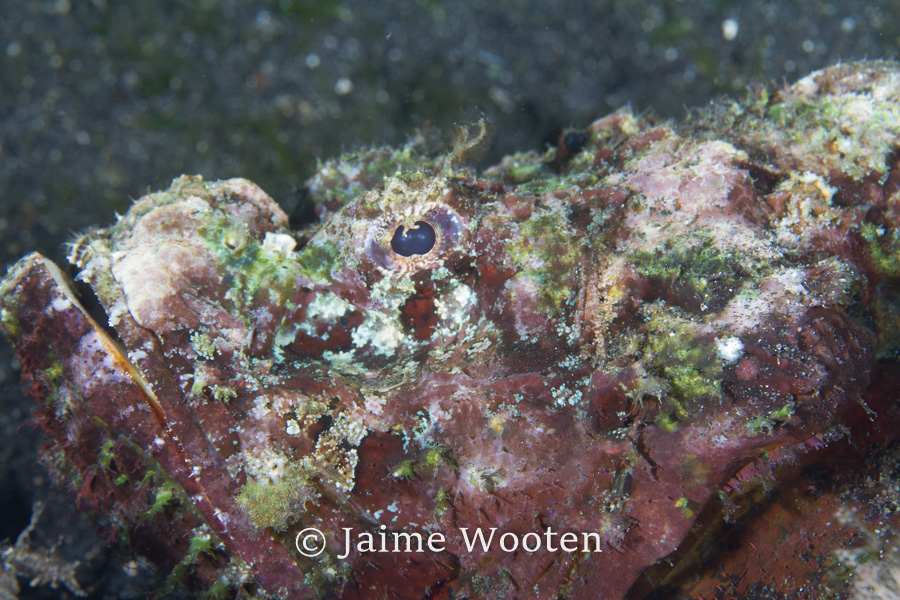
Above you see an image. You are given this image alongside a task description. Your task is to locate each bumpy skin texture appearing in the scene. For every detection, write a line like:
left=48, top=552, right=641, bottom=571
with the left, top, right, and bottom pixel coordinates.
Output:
left=2, top=61, right=900, bottom=599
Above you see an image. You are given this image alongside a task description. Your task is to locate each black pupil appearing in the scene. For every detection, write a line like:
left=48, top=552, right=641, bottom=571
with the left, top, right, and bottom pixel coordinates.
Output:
left=390, top=221, right=436, bottom=257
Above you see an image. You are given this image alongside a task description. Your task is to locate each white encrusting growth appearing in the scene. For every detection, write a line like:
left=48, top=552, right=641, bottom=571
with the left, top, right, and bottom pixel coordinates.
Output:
left=351, top=277, right=413, bottom=356
left=352, top=311, right=405, bottom=356
left=298, top=291, right=353, bottom=337
left=261, top=231, right=297, bottom=256
left=716, top=336, right=745, bottom=363
left=434, top=281, right=475, bottom=339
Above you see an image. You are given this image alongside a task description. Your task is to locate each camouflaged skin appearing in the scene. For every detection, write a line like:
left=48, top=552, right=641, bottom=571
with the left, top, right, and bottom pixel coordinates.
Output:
left=2, top=61, right=899, bottom=599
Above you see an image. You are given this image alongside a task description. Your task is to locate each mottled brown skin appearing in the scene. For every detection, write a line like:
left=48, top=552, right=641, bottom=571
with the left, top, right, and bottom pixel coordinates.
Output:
left=2, top=61, right=900, bottom=599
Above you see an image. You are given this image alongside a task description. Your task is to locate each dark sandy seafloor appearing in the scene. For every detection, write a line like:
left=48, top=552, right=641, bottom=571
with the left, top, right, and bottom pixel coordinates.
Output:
left=2, top=1, right=900, bottom=598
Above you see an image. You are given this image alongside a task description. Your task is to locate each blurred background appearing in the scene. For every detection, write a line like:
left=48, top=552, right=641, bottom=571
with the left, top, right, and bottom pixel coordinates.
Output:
left=1, top=0, right=899, bottom=597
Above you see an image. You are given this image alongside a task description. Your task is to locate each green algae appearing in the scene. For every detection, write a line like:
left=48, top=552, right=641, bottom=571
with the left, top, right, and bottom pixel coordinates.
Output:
left=97, top=438, right=118, bottom=471
left=631, top=236, right=748, bottom=312
left=645, top=311, right=723, bottom=425
left=39, top=359, right=65, bottom=409
left=296, top=241, right=342, bottom=283
left=236, top=466, right=318, bottom=531
left=145, top=482, right=179, bottom=520
left=195, top=217, right=298, bottom=309
left=859, top=222, right=900, bottom=279
left=0, top=307, right=21, bottom=339
left=505, top=210, right=582, bottom=315
left=766, top=87, right=900, bottom=178
left=745, top=401, right=796, bottom=436
left=307, top=146, right=441, bottom=212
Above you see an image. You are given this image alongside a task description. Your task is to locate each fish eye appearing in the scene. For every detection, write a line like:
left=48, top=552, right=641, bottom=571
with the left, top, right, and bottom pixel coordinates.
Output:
left=391, top=221, right=436, bottom=257
left=363, top=200, right=464, bottom=277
